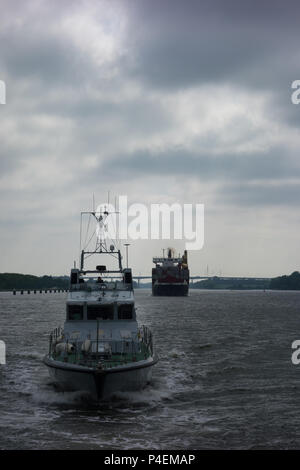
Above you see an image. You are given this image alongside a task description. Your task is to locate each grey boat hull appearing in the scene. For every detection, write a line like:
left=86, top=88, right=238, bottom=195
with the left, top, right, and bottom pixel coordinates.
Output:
left=152, top=283, right=189, bottom=296
left=43, top=355, right=157, bottom=400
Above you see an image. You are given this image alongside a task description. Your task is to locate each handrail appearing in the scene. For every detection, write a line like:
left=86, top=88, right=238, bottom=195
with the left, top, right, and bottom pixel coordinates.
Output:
left=49, top=324, right=153, bottom=367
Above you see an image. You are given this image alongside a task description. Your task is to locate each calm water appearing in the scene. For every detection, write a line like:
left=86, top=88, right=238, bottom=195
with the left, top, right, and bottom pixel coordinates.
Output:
left=0, top=289, right=300, bottom=449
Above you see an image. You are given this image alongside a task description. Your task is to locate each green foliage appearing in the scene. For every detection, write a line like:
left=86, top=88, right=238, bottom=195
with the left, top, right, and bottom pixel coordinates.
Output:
left=190, top=276, right=270, bottom=290
left=0, top=273, right=69, bottom=291
left=269, top=271, right=300, bottom=290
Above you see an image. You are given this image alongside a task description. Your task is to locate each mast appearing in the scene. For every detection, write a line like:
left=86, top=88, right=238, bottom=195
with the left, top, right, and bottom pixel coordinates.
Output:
left=79, top=205, right=122, bottom=272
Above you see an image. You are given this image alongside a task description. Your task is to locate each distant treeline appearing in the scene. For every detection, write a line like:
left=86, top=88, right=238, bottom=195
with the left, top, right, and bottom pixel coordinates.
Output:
left=0, top=273, right=143, bottom=291
left=1, top=271, right=300, bottom=291
left=191, top=271, right=300, bottom=290
left=269, top=271, right=300, bottom=290
left=0, top=273, right=69, bottom=291
left=190, top=277, right=270, bottom=290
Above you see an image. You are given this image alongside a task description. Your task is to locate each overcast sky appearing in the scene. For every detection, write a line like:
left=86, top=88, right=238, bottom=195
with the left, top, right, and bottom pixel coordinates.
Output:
left=0, top=0, right=300, bottom=277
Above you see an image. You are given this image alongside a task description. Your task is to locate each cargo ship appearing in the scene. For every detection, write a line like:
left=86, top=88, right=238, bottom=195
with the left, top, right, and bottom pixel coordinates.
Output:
left=152, top=248, right=189, bottom=296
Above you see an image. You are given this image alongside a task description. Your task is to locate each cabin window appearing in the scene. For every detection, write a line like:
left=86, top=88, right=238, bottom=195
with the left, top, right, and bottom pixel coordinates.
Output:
left=68, top=304, right=83, bottom=320
left=118, top=304, right=133, bottom=319
left=87, top=305, right=114, bottom=320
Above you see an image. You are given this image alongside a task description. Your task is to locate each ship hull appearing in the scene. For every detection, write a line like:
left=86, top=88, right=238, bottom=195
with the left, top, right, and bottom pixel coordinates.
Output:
left=43, top=355, right=157, bottom=400
left=152, top=283, right=189, bottom=296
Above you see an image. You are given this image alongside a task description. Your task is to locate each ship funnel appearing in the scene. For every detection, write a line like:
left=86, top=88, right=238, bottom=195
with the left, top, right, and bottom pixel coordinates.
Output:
left=182, top=250, right=188, bottom=267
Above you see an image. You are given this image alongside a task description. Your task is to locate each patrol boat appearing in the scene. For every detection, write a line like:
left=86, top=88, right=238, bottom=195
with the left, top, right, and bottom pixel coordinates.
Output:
left=43, top=208, right=157, bottom=399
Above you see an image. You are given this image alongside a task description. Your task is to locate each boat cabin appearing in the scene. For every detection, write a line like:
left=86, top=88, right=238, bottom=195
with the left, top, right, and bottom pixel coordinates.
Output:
left=63, top=266, right=138, bottom=344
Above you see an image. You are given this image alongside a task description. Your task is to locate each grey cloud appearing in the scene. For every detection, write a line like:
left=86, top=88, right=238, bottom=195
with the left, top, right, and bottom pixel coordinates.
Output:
left=0, top=0, right=299, bottom=276
left=130, top=28, right=267, bottom=91
left=0, top=154, right=21, bottom=176
left=0, top=29, right=94, bottom=87
left=102, top=146, right=299, bottom=183
left=44, top=93, right=173, bottom=135
left=220, top=181, right=300, bottom=206
left=120, top=0, right=300, bottom=134
left=124, top=0, right=300, bottom=136
left=0, top=1, right=120, bottom=89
